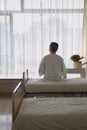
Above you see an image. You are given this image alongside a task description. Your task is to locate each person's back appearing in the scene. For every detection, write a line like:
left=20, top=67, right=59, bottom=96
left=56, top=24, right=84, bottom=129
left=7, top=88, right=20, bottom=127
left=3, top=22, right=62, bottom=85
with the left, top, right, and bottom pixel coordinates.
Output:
left=38, top=42, right=66, bottom=80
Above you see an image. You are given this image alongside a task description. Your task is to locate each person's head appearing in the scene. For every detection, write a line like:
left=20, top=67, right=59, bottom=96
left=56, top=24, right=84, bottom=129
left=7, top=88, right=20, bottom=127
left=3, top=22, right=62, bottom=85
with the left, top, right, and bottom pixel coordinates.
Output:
left=49, top=42, right=59, bottom=53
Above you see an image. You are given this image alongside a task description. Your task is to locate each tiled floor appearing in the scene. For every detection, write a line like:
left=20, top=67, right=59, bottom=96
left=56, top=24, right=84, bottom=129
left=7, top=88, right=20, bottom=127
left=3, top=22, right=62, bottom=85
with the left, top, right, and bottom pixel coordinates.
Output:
left=0, top=93, right=12, bottom=130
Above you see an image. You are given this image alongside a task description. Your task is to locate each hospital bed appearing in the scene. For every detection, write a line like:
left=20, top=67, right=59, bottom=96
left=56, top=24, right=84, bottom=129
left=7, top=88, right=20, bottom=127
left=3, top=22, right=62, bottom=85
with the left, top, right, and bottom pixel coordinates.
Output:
left=23, top=69, right=87, bottom=97
left=12, top=82, right=87, bottom=130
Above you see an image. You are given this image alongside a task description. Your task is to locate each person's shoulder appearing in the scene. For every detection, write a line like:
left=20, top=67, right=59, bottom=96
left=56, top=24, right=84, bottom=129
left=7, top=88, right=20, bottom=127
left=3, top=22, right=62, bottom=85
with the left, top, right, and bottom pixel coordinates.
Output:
left=56, top=54, right=63, bottom=58
left=44, top=54, right=50, bottom=58
left=41, top=54, right=49, bottom=60
left=56, top=54, right=64, bottom=60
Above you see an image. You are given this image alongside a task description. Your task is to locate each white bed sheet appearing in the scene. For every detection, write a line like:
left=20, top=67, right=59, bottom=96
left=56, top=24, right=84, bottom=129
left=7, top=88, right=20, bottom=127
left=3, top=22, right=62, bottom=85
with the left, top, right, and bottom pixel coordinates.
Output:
left=25, top=78, right=87, bottom=93
left=12, top=97, right=87, bottom=130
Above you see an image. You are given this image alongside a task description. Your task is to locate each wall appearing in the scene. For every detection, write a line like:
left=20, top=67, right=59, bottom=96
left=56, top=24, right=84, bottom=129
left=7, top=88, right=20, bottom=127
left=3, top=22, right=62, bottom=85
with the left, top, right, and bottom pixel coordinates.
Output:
left=0, top=79, right=22, bottom=92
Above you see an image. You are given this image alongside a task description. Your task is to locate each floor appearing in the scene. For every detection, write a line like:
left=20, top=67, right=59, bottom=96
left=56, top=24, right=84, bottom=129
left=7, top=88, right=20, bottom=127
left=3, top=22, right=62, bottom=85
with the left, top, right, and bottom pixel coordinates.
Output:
left=0, top=93, right=12, bottom=130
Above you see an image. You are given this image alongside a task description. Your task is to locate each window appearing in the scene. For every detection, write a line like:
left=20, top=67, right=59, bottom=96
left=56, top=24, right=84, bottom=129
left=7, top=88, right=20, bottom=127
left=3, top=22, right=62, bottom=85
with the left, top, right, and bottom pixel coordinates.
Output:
left=0, top=0, right=21, bottom=11
left=0, top=0, right=84, bottom=78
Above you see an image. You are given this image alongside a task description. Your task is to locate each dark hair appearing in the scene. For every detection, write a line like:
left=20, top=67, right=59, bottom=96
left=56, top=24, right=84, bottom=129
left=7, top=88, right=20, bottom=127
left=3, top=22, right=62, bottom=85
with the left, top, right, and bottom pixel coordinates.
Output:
left=50, top=42, right=59, bottom=53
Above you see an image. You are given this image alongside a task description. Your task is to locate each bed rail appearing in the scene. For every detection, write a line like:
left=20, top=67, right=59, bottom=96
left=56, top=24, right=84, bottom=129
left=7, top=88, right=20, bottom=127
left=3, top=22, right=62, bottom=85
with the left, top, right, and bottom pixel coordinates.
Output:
left=23, top=69, right=29, bottom=93
left=12, top=82, right=24, bottom=123
left=23, top=69, right=29, bottom=83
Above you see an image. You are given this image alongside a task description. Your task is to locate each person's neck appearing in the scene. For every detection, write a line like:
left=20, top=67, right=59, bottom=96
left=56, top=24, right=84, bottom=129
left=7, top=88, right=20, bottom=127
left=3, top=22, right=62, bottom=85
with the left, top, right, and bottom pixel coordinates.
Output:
left=50, top=52, right=56, bottom=54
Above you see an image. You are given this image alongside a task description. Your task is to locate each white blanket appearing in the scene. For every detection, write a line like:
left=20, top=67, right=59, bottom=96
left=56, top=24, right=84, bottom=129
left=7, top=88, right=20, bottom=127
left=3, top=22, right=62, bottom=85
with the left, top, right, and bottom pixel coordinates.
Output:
left=25, top=78, right=87, bottom=93
left=12, top=97, right=87, bottom=130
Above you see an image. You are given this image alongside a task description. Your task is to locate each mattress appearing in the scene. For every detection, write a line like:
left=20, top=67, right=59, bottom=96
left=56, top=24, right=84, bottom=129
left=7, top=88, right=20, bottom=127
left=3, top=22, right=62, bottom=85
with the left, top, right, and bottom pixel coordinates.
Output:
left=25, top=78, right=87, bottom=93
left=12, top=97, right=87, bottom=130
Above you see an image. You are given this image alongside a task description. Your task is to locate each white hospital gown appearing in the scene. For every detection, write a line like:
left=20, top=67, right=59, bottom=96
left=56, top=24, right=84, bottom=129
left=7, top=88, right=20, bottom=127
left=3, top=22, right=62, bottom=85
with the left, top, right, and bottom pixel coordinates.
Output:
left=38, top=54, right=66, bottom=80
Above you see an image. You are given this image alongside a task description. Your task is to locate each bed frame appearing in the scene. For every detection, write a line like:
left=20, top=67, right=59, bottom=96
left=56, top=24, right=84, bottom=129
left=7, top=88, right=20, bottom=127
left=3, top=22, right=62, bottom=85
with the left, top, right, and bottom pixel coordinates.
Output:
left=12, top=69, right=87, bottom=126
left=22, top=69, right=87, bottom=97
left=12, top=80, right=87, bottom=125
left=12, top=82, right=24, bottom=123
left=23, top=69, right=29, bottom=84
left=12, top=67, right=87, bottom=123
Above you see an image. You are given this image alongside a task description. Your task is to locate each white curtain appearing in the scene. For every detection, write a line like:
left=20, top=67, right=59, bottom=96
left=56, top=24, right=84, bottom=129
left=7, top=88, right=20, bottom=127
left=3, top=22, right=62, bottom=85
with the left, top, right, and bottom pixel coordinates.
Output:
left=82, top=0, right=87, bottom=76
left=0, top=0, right=84, bottom=78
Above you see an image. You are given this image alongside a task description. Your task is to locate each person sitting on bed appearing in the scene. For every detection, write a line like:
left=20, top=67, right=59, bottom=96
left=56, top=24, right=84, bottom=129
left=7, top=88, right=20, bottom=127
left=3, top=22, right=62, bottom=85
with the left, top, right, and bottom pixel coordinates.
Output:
left=38, top=42, right=67, bottom=80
